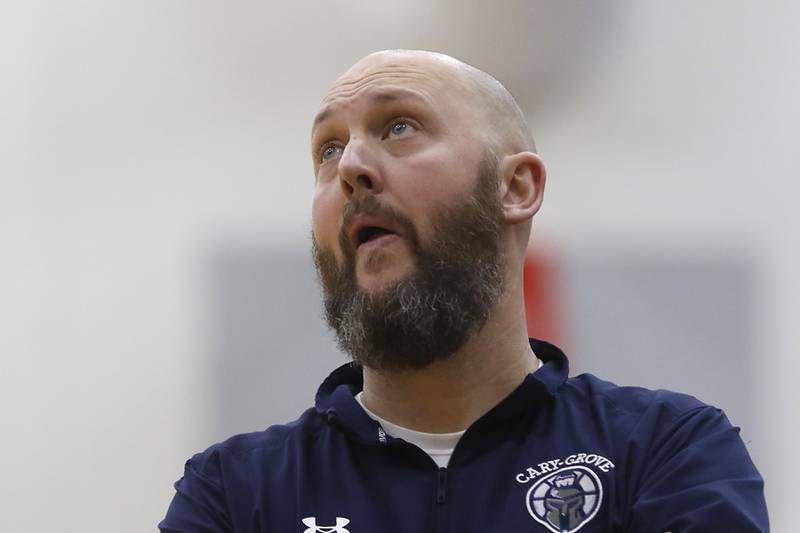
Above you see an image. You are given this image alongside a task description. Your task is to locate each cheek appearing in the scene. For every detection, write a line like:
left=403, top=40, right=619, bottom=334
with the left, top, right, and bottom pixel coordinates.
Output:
left=395, top=152, right=476, bottom=234
left=311, top=185, right=346, bottom=253
left=405, top=144, right=475, bottom=197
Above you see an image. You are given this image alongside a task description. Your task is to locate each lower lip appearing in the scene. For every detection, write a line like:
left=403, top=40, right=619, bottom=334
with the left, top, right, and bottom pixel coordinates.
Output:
left=357, top=233, right=402, bottom=252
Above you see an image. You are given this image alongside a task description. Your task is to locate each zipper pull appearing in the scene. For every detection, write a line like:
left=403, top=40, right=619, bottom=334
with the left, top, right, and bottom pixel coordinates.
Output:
left=436, top=467, right=447, bottom=504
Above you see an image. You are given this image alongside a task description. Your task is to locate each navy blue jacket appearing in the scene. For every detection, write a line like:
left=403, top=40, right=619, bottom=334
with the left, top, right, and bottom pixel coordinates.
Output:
left=160, top=339, right=768, bottom=532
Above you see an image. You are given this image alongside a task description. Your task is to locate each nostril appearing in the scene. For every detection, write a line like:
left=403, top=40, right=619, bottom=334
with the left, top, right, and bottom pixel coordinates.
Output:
left=340, top=179, right=354, bottom=196
left=357, top=174, right=373, bottom=189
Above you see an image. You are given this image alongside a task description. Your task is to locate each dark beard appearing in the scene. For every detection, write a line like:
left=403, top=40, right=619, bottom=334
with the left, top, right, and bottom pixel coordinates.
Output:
left=311, top=154, right=506, bottom=372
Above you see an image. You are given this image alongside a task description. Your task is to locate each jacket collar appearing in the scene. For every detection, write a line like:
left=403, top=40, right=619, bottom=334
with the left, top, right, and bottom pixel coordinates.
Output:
left=314, top=338, right=570, bottom=444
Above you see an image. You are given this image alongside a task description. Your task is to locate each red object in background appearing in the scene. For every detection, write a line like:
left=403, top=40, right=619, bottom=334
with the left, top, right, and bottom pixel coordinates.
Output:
left=523, top=246, right=566, bottom=349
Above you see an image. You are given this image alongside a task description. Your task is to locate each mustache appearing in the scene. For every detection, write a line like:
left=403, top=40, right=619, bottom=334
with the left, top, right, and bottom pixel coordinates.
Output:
left=338, top=195, right=419, bottom=253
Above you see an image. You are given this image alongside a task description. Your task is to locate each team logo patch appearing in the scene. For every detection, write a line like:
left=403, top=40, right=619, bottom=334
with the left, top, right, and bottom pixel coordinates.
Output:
left=526, top=466, right=602, bottom=533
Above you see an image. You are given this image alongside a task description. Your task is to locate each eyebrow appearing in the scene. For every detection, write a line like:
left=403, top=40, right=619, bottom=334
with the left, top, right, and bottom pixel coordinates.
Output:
left=312, top=89, right=429, bottom=131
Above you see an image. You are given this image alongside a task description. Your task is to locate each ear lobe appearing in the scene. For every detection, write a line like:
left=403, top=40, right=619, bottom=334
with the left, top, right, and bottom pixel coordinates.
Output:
left=499, top=152, right=546, bottom=225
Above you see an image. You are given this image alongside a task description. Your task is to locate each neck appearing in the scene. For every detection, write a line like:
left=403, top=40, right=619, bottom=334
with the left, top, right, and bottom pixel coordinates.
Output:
left=360, top=278, right=537, bottom=433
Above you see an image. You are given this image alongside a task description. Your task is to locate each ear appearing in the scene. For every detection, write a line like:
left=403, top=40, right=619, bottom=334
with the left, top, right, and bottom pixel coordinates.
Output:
left=498, top=152, right=546, bottom=225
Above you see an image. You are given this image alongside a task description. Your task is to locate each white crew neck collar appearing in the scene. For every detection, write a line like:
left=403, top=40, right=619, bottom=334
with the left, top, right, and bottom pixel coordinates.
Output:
left=353, top=357, right=543, bottom=468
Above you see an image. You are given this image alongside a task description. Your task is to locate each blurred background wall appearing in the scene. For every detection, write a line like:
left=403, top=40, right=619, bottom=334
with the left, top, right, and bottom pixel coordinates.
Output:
left=2, top=1, right=797, bottom=531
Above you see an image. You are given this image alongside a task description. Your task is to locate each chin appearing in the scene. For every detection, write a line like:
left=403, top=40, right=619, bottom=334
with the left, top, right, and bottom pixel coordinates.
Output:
left=356, top=266, right=414, bottom=295
left=357, top=274, right=402, bottom=295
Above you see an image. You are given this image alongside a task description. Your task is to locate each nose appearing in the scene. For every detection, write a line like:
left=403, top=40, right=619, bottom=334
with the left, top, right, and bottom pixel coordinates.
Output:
left=337, top=138, right=383, bottom=199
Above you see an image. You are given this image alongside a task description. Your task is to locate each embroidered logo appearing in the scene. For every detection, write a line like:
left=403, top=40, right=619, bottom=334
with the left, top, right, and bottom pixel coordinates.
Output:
left=516, top=453, right=614, bottom=533
left=301, top=516, right=351, bottom=533
left=526, top=466, right=602, bottom=533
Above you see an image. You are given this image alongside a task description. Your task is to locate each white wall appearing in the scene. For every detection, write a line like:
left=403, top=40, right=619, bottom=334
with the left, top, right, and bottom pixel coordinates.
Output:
left=1, top=1, right=796, bottom=530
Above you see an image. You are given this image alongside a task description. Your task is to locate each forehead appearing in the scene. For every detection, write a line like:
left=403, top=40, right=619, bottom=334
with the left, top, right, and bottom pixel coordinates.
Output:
left=312, top=57, right=472, bottom=131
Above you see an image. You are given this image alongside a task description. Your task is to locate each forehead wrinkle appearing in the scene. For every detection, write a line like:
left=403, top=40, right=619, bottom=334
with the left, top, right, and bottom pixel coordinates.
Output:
left=320, top=58, right=470, bottom=109
left=323, top=70, right=434, bottom=105
left=313, top=77, right=438, bottom=134
left=311, top=55, right=480, bottom=141
left=329, top=67, right=428, bottom=92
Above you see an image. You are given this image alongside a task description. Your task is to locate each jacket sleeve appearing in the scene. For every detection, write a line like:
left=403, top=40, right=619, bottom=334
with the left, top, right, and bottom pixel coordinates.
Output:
left=159, top=453, right=234, bottom=533
left=626, top=405, right=769, bottom=532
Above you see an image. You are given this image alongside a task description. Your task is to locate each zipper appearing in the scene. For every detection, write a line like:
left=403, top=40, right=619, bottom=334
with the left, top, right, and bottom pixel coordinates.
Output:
left=436, top=467, right=447, bottom=504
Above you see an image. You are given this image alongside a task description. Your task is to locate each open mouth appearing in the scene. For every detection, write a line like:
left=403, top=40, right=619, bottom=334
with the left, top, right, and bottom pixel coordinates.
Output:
left=347, top=215, right=404, bottom=251
left=357, top=226, right=396, bottom=247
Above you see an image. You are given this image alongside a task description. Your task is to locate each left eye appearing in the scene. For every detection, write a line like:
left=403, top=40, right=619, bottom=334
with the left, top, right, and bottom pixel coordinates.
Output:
left=387, top=120, right=414, bottom=137
left=391, top=122, right=408, bottom=135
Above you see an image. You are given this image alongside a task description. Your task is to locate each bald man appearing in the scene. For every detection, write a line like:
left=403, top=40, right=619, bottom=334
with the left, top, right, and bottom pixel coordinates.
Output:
left=160, top=50, right=768, bottom=533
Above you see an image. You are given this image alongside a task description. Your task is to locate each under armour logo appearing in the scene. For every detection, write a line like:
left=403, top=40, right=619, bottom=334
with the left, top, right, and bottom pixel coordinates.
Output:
left=301, top=516, right=351, bottom=533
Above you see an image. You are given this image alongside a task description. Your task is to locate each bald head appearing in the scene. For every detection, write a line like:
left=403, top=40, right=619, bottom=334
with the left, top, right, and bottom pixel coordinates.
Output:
left=326, top=49, right=535, bottom=156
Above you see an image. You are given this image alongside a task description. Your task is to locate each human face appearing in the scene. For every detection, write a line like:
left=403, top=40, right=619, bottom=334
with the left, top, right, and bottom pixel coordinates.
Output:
left=310, top=55, right=487, bottom=294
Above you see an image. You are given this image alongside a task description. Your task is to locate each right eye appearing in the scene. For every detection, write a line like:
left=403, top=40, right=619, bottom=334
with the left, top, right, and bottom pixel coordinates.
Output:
left=320, top=143, right=342, bottom=163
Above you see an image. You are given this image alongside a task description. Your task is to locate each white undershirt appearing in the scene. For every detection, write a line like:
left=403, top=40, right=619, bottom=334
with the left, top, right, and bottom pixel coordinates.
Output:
left=354, top=358, right=543, bottom=468
left=355, top=391, right=464, bottom=468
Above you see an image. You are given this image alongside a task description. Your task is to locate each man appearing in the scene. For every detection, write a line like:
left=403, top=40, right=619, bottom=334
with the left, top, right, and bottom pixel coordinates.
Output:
left=160, top=50, right=768, bottom=532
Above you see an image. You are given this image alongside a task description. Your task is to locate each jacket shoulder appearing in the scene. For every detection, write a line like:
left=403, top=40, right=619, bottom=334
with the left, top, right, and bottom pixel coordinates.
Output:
left=561, top=372, right=712, bottom=426
left=187, top=406, right=324, bottom=476
left=159, top=407, right=328, bottom=531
